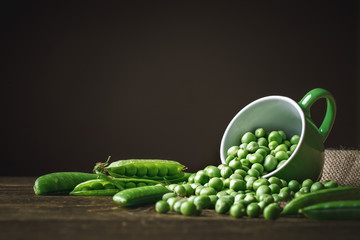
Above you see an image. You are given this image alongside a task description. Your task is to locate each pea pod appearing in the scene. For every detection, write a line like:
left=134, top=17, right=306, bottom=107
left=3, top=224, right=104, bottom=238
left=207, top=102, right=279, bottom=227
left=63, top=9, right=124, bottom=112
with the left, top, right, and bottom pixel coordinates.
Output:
left=106, top=159, right=186, bottom=180
left=113, top=185, right=170, bottom=207
left=300, top=200, right=360, bottom=220
left=34, top=172, right=97, bottom=195
left=161, top=172, right=193, bottom=184
left=282, top=186, right=360, bottom=215
left=70, top=178, right=161, bottom=196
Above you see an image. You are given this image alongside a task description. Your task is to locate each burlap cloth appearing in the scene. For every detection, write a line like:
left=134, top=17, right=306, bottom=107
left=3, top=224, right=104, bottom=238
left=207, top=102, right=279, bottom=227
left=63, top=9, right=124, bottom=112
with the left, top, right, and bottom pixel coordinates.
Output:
left=320, top=149, right=360, bottom=186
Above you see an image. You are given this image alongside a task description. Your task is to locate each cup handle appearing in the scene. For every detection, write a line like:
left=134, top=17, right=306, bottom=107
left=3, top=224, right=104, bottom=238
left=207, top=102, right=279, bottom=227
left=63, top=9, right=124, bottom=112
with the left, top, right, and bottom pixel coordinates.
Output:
left=298, top=88, right=336, bottom=142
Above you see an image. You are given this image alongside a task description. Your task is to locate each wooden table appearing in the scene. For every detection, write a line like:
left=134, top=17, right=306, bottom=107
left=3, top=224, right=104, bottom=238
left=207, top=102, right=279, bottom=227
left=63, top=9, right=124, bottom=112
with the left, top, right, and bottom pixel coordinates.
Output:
left=1, top=177, right=359, bottom=240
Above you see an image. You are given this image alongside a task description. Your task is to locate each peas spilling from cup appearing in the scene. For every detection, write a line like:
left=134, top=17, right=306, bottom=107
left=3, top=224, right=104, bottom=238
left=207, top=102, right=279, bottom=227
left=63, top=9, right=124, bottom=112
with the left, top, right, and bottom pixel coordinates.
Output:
left=225, top=128, right=300, bottom=176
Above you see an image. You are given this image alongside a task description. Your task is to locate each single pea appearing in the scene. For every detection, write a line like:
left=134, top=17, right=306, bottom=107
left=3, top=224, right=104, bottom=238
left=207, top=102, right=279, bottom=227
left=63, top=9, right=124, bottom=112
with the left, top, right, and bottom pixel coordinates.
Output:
left=263, top=203, right=281, bottom=220
left=200, top=187, right=217, bottom=196
left=246, top=179, right=255, bottom=191
left=275, top=151, right=289, bottom=161
left=268, top=131, right=282, bottom=144
left=252, top=178, right=269, bottom=191
left=288, top=180, right=301, bottom=192
left=237, top=149, right=248, bottom=159
left=103, top=183, right=115, bottom=189
left=155, top=200, right=170, bottom=214
left=229, top=173, right=243, bottom=180
left=125, top=182, right=136, bottom=189
left=230, top=179, right=246, bottom=191
left=194, top=173, right=210, bottom=185
left=278, top=130, right=287, bottom=141
left=301, top=179, right=313, bottom=188
left=193, top=195, right=211, bottom=209
left=294, top=191, right=304, bottom=198
left=147, top=165, right=158, bottom=177
left=257, top=137, right=269, bottom=147
left=280, top=179, right=287, bottom=187
left=283, top=140, right=291, bottom=148
left=323, top=180, right=338, bottom=188
left=259, top=145, right=270, bottom=153
left=269, top=184, right=281, bottom=194
left=222, top=178, right=230, bottom=188
left=229, top=159, right=242, bottom=171
left=276, top=160, right=287, bottom=169
left=227, top=146, right=240, bottom=157
left=205, top=166, right=221, bottom=178
left=258, top=194, right=274, bottom=205
left=244, top=194, right=257, bottom=204
left=208, top=195, right=218, bottom=209
left=242, top=165, right=250, bottom=172
left=310, top=182, right=325, bottom=192
left=220, top=166, right=233, bottom=179
left=272, top=193, right=280, bottom=202
left=234, top=193, right=246, bottom=202
left=240, top=159, right=250, bottom=168
left=254, top=128, right=265, bottom=138
left=278, top=191, right=290, bottom=201
left=239, top=143, right=248, bottom=150
left=221, top=195, right=235, bottom=205
left=188, top=174, right=195, bottom=184
left=215, top=198, right=231, bottom=214
left=255, top=148, right=267, bottom=158
left=248, top=153, right=264, bottom=164
left=91, top=182, right=104, bottom=190
left=208, top=177, right=224, bottom=192
left=263, top=155, right=278, bottom=172
left=299, top=186, right=310, bottom=193
left=246, top=141, right=259, bottom=153
left=180, top=201, right=197, bottom=216
left=287, top=151, right=292, bottom=157
left=173, top=199, right=187, bottom=213
left=251, top=163, right=264, bottom=174
left=80, top=186, right=92, bottom=191
left=246, top=202, right=261, bottom=218
left=183, top=184, right=195, bottom=197
left=137, top=182, right=147, bottom=187
left=241, top=132, right=256, bottom=144
left=167, top=197, right=179, bottom=211
left=136, top=165, right=147, bottom=177
left=217, top=164, right=227, bottom=170
left=256, top=185, right=271, bottom=196
left=268, top=176, right=281, bottom=186
left=125, top=165, right=137, bottom=176
left=174, top=185, right=187, bottom=197
left=230, top=203, right=246, bottom=218
left=290, top=135, right=300, bottom=144
left=157, top=165, right=168, bottom=177
left=162, top=192, right=176, bottom=201
left=274, top=144, right=288, bottom=153
left=290, top=144, right=298, bottom=152
left=234, top=169, right=247, bottom=178
left=195, top=185, right=205, bottom=195
left=216, top=190, right=229, bottom=198
left=257, top=201, right=267, bottom=212
left=247, top=168, right=260, bottom=178
left=268, top=141, right=279, bottom=150
left=244, top=175, right=257, bottom=182
left=280, top=186, right=291, bottom=194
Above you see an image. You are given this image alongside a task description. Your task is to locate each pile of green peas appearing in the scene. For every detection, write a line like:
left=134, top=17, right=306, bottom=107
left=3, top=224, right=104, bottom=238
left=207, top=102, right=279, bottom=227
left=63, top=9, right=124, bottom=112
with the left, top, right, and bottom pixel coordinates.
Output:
left=155, top=162, right=339, bottom=219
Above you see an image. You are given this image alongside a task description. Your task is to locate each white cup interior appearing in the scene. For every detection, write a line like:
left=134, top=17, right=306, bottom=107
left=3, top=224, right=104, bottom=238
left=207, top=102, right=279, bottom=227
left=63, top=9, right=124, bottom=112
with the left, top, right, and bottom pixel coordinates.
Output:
left=220, top=96, right=305, bottom=172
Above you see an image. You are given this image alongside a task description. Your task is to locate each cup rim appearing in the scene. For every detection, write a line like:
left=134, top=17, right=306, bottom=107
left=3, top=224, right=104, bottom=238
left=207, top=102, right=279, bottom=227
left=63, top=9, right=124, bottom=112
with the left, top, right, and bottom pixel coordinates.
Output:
left=220, top=95, right=305, bottom=178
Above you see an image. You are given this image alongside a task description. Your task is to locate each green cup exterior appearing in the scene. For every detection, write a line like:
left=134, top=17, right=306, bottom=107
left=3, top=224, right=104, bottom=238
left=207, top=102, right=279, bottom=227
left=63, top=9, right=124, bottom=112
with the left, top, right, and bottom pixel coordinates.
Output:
left=220, top=88, right=336, bottom=182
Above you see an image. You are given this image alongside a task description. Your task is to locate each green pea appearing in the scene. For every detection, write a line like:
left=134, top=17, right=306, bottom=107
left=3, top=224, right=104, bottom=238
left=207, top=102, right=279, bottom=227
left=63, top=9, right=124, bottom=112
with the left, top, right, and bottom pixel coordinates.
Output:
left=194, top=195, right=211, bottom=209
left=230, top=179, right=246, bottom=191
left=230, top=203, right=246, bottom=218
left=220, top=166, right=233, bottom=179
left=208, top=195, right=218, bottom=209
left=302, top=179, right=313, bottom=188
left=200, top=187, right=217, bottom=196
left=225, top=155, right=236, bottom=165
left=167, top=165, right=179, bottom=176
left=268, top=176, right=281, bottom=186
left=188, top=174, right=195, bottom=183
left=215, top=198, right=231, bottom=214
left=248, top=153, right=264, bottom=164
left=125, top=165, right=137, bottom=176
left=136, top=164, right=147, bottom=177
left=125, top=182, right=136, bottom=189
left=276, top=160, right=287, bottom=169
left=268, top=141, right=279, bottom=150
left=157, top=165, right=168, bottom=177
left=227, top=146, right=240, bottom=157
left=207, top=177, right=222, bottom=192
left=269, top=184, right=281, bottom=194
left=247, top=168, right=260, bottom=178
left=183, top=184, right=195, bottom=197
left=288, top=180, right=301, bottom=192
left=103, top=183, right=115, bottom=189
left=234, top=193, right=246, bottom=202
left=223, top=178, right=231, bottom=188
left=167, top=197, right=178, bottom=211
left=234, top=169, right=247, bottom=178
left=217, top=164, right=227, bottom=170
left=257, top=137, right=268, bottom=147
left=229, top=173, right=243, bottom=180
left=263, top=155, right=278, bottom=172
left=255, top=148, right=267, bottom=158
left=173, top=199, right=186, bottom=213
left=162, top=192, right=176, bottom=201
left=174, top=185, right=187, bottom=197
left=239, top=143, right=248, bottom=149
left=241, top=132, right=256, bottom=144
left=263, top=203, right=281, bottom=220
left=246, top=179, right=255, bottom=191
left=310, top=182, right=325, bottom=192
left=147, top=165, right=158, bottom=177
left=237, top=149, right=248, bottom=159
left=278, top=191, right=290, bottom=201
left=194, top=173, right=210, bottom=185
left=290, top=144, right=298, bottom=152
left=81, top=186, right=92, bottom=191
left=216, top=190, right=229, bottom=198
left=205, top=166, right=221, bottom=178
left=252, top=178, right=269, bottom=191
left=274, top=144, right=288, bottom=153
left=323, top=180, right=338, bottom=189
left=195, top=185, right=205, bottom=196
left=155, top=200, right=170, bottom=213
left=180, top=201, right=197, bottom=216
left=268, top=131, right=282, bottom=144
left=278, top=130, right=287, bottom=141
left=246, top=141, right=259, bottom=153
left=251, top=163, right=264, bottom=174
left=290, top=135, right=300, bottom=144
left=137, top=182, right=147, bottom=187
left=244, top=194, right=257, bottom=204
left=283, top=140, right=291, bottom=147
left=167, top=184, right=177, bottom=191
left=246, top=202, right=261, bottom=217
left=254, top=128, right=265, bottom=138
left=229, top=159, right=242, bottom=171
left=256, top=185, right=271, bottom=196
left=275, top=151, right=289, bottom=161
left=280, top=179, right=287, bottom=187
left=240, top=159, right=250, bottom=168
left=272, top=193, right=280, bottom=202
left=299, top=186, right=310, bottom=194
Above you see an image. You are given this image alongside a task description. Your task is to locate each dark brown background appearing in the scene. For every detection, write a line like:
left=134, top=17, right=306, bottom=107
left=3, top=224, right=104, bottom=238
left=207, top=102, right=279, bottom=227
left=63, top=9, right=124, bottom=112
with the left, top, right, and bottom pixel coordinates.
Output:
left=1, top=1, right=359, bottom=176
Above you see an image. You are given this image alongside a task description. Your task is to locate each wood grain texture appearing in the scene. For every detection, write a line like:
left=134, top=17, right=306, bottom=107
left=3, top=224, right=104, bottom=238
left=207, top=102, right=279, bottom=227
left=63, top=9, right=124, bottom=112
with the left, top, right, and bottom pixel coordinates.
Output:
left=1, top=177, right=360, bottom=240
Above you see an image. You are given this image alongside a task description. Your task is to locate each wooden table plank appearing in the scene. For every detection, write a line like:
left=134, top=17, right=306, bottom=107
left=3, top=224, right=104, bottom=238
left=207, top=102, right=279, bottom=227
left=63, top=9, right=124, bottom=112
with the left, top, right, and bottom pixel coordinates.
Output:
left=1, top=177, right=359, bottom=240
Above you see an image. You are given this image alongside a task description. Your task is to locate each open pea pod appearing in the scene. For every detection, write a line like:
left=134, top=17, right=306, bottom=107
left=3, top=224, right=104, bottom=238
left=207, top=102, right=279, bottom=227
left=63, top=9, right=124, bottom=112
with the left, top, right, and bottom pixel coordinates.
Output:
left=70, top=178, right=162, bottom=196
left=106, top=159, right=186, bottom=180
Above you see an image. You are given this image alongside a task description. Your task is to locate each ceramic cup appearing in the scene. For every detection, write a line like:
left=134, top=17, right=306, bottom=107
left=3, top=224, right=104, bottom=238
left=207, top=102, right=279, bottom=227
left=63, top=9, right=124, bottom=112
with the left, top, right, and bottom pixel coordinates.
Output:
left=220, top=88, right=336, bottom=182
